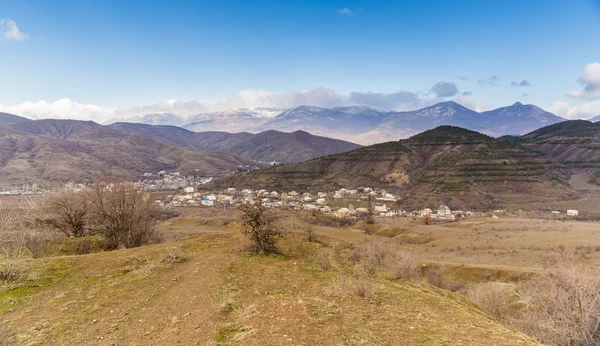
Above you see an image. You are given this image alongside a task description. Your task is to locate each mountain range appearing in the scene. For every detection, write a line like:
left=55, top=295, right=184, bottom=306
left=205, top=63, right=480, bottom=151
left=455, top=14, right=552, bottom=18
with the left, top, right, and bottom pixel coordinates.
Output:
left=0, top=113, right=360, bottom=186
left=113, top=101, right=566, bottom=145
left=0, top=117, right=255, bottom=186
left=108, top=123, right=361, bottom=163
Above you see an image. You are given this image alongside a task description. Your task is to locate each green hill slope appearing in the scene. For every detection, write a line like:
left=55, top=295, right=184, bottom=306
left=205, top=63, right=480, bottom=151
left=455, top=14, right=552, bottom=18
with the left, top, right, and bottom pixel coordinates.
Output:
left=0, top=234, right=537, bottom=345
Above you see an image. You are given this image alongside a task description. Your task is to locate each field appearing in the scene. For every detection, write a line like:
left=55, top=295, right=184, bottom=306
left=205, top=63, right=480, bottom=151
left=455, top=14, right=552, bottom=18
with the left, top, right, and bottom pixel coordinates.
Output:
left=0, top=196, right=40, bottom=224
left=3, top=204, right=600, bottom=345
left=532, top=193, right=600, bottom=215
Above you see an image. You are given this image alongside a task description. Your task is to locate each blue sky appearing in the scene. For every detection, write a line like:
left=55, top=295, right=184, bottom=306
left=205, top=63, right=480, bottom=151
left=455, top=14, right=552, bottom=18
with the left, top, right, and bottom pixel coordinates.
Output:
left=1, top=0, right=600, bottom=120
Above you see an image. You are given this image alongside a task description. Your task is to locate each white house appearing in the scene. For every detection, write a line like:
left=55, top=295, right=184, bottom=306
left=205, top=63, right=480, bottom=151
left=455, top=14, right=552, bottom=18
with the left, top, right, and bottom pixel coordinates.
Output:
left=184, top=186, right=195, bottom=193
left=375, top=204, right=387, bottom=212
left=567, top=209, right=579, bottom=216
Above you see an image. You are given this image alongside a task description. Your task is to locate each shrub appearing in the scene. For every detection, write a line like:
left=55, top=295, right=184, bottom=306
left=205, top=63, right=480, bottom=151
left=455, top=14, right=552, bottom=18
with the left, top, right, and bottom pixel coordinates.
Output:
left=344, top=244, right=362, bottom=263
left=465, top=282, right=512, bottom=318
left=305, top=225, right=318, bottom=243
left=354, top=276, right=373, bottom=298
left=365, top=239, right=390, bottom=267
left=425, top=265, right=446, bottom=289
left=355, top=261, right=378, bottom=279
left=87, top=181, right=158, bottom=250
left=238, top=204, right=284, bottom=254
left=0, top=239, right=32, bottom=288
left=315, top=247, right=334, bottom=271
left=515, top=264, right=600, bottom=346
left=388, top=250, right=420, bottom=280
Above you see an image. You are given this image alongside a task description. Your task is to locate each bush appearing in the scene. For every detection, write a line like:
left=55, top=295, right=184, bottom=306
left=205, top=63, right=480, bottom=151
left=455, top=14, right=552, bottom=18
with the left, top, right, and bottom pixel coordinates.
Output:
left=87, top=181, right=158, bottom=250
left=425, top=265, right=446, bottom=289
left=238, top=204, right=284, bottom=254
left=365, top=239, right=391, bottom=267
left=465, top=282, right=512, bottom=318
left=315, top=247, right=334, bottom=271
left=388, top=250, right=420, bottom=280
left=354, top=276, right=373, bottom=298
left=515, top=264, right=600, bottom=346
left=344, top=244, right=362, bottom=264
left=0, top=239, right=32, bottom=289
left=305, top=225, right=318, bottom=243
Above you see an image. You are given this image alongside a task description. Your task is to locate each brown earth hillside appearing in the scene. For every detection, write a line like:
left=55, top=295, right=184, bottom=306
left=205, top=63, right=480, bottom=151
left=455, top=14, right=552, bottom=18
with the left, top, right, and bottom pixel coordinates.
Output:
left=211, top=124, right=599, bottom=211
left=109, top=123, right=361, bottom=163
left=0, top=233, right=537, bottom=345
left=0, top=119, right=255, bottom=187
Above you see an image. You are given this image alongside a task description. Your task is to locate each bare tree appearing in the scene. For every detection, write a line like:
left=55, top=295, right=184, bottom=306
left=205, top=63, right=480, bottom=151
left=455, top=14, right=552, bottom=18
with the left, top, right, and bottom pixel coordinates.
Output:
left=41, top=189, right=89, bottom=237
left=87, top=181, right=157, bottom=249
left=238, top=203, right=283, bottom=254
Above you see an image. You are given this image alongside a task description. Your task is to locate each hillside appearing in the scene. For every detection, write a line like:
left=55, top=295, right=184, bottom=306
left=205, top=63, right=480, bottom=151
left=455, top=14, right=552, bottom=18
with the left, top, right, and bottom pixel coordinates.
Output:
left=0, top=119, right=255, bottom=186
left=212, top=124, right=592, bottom=210
left=0, top=112, right=30, bottom=124
left=109, top=123, right=361, bottom=163
left=0, top=233, right=536, bottom=345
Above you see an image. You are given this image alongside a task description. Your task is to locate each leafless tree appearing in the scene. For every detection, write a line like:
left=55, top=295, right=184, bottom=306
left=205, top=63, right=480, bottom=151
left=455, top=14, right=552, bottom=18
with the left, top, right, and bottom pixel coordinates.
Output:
left=87, top=181, right=157, bottom=249
left=238, top=203, right=283, bottom=254
left=41, top=189, right=89, bottom=237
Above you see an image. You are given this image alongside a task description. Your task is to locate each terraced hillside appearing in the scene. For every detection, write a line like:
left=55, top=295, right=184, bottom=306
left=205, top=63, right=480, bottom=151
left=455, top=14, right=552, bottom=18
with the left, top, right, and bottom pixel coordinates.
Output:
left=212, top=126, right=576, bottom=210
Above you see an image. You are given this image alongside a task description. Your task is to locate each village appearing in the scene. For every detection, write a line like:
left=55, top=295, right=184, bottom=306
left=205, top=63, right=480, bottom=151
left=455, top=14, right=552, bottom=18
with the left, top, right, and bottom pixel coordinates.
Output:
left=0, top=169, right=582, bottom=221
left=156, top=182, right=480, bottom=221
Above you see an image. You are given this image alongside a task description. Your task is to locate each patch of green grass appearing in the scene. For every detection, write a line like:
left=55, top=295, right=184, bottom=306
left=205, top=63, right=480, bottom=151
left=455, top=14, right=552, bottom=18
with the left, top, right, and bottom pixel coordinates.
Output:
left=0, top=257, right=74, bottom=313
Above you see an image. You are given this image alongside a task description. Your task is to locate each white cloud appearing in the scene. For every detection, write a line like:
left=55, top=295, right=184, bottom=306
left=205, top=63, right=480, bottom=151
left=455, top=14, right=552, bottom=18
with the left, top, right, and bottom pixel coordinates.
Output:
left=0, top=84, right=486, bottom=122
left=548, top=100, right=600, bottom=119
left=0, top=98, right=114, bottom=121
left=566, top=62, right=600, bottom=100
left=0, top=19, right=30, bottom=41
left=337, top=8, right=355, bottom=16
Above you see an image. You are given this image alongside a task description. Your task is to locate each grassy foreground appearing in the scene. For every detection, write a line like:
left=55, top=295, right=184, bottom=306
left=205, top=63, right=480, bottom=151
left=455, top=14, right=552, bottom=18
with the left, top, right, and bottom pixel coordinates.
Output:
left=1, top=233, right=537, bottom=345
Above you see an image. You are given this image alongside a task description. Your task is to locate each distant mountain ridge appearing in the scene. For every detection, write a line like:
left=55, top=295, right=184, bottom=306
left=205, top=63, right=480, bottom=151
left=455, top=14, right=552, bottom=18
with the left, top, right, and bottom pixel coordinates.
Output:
left=0, top=119, right=255, bottom=186
left=106, top=101, right=566, bottom=145
left=109, top=123, right=361, bottom=163
left=0, top=112, right=30, bottom=124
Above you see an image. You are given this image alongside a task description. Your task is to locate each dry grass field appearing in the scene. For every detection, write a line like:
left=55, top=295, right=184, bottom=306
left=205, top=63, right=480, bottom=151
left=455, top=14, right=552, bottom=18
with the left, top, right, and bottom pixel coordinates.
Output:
left=3, top=203, right=600, bottom=345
